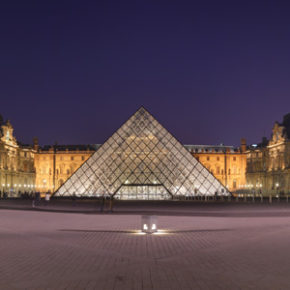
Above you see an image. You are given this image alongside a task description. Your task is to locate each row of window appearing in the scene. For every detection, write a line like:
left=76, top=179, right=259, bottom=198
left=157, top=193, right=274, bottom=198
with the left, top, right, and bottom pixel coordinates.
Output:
left=209, top=167, right=240, bottom=175
left=205, top=156, right=237, bottom=162
left=39, top=168, right=76, bottom=175
left=41, top=155, right=86, bottom=161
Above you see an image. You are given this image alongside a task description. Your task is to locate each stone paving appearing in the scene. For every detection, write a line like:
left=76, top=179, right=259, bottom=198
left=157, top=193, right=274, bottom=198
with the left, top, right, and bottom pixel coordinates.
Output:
left=1, top=202, right=290, bottom=289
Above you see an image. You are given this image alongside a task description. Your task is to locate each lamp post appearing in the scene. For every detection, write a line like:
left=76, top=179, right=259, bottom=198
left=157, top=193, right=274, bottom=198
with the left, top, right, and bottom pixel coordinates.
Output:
left=275, top=182, right=280, bottom=202
left=259, top=183, right=263, bottom=202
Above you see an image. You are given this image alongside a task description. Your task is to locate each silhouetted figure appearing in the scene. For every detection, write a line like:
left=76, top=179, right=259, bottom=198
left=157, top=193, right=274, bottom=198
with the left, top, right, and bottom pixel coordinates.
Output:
left=100, top=196, right=105, bottom=212
left=35, top=191, right=40, bottom=206
left=109, top=195, right=114, bottom=213
left=72, top=193, right=76, bottom=206
left=32, top=192, right=36, bottom=208
left=214, top=191, right=218, bottom=201
left=45, top=191, right=50, bottom=205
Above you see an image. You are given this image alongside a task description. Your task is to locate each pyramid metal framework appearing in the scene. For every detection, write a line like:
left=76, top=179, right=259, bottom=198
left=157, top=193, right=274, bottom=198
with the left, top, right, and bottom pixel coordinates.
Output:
left=55, top=107, right=229, bottom=199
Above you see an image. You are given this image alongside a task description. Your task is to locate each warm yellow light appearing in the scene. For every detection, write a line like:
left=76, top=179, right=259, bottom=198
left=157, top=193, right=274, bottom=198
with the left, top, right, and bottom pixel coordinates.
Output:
left=152, top=230, right=169, bottom=235
left=134, top=231, right=146, bottom=235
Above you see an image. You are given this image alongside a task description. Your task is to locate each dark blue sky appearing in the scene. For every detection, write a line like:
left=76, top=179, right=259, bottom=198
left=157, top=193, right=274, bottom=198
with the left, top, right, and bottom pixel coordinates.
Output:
left=1, top=1, right=290, bottom=147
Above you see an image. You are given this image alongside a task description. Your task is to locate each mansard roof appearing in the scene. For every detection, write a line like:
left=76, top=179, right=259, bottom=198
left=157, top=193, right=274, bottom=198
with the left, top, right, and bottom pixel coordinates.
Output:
left=184, top=144, right=238, bottom=153
left=40, top=144, right=101, bottom=152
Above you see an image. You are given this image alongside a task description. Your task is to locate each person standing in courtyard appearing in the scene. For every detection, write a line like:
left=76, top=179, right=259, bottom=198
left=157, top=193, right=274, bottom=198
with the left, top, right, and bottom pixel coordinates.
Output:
left=45, top=191, right=50, bottom=205
left=109, top=195, right=114, bottom=213
left=100, top=195, right=105, bottom=212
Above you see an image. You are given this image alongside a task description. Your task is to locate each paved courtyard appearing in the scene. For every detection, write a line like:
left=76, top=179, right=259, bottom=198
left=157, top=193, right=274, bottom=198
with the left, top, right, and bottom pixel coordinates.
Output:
left=1, top=203, right=290, bottom=289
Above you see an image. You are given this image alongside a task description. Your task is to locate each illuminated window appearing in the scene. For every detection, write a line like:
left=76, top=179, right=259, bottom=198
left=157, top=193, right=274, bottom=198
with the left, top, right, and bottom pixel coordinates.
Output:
left=59, top=179, right=64, bottom=187
left=233, top=180, right=237, bottom=189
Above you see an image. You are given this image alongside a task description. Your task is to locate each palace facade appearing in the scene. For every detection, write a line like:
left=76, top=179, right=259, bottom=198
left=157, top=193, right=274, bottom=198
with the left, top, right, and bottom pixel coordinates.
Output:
left=0, top=110, right=249, bottom=197
left=0, top=119, right=35, bottom=196
left=35, top=142, right=247, bottom=194
left=246, top=113, right=290, bottom=196
left=186, top=140, right=247, bottom=192
left=34, top=143, right=99, bottom=193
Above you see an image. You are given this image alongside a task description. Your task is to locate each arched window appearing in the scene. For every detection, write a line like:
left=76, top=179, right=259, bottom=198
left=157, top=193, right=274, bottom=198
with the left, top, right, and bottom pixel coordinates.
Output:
left=233, top=180, right=237, bottom=189
left=216, top=166, right=220, bottom=174
left=66, top=169, right=70, bottom=175
left=59, top=179, right=64, bottom=187
left=60, top=164, right=64, bottom=174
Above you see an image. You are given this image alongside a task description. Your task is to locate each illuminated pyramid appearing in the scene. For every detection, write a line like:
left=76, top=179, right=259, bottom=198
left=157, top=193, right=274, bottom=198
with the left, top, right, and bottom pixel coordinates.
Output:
left=55, top=107, right=229, bottom=199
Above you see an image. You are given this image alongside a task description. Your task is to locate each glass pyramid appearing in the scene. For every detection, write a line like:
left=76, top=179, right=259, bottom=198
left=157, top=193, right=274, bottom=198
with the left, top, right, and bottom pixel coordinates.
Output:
left=55, top=107, right=229, bottom=200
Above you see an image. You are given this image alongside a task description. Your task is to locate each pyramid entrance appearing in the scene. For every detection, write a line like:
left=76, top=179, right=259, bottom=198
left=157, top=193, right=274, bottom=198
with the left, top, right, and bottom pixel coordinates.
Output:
left=55, top=107, right=229, bottom=200
left=114, top=184, right=171, bottom=200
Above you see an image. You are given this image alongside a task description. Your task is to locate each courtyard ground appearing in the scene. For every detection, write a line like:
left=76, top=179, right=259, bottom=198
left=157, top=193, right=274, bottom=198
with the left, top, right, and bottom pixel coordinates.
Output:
left=1, top=201, right=290, bottom=289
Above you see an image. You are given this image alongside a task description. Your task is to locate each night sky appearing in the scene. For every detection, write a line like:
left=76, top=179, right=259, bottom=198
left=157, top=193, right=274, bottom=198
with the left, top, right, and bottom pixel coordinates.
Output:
left=1, top=1, right=290, bottom=147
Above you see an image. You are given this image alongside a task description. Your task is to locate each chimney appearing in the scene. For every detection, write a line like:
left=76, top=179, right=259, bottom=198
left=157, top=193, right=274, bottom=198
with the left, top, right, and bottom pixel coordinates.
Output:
left=240, top=138, right=247, bottom=153
left=262, top=137, right=268, bottom=146
left=33, top=137, right=39, bottom=151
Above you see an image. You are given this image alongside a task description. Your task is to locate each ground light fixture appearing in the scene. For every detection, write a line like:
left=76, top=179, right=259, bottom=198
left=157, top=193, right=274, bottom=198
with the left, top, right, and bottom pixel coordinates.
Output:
left=141, top=215, right=158, bottom=233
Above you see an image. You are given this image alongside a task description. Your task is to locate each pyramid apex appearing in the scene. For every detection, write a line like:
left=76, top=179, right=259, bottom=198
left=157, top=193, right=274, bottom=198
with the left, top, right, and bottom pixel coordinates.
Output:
left=137, top=105, right=149, bottom=112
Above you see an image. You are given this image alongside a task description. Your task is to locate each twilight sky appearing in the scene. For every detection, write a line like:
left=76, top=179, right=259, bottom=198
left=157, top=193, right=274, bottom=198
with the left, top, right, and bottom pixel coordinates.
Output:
left=1, top=0, right=290, bottom=147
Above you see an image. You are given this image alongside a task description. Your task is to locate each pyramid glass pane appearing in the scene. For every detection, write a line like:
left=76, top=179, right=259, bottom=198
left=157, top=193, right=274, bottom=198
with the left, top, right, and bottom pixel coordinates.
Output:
left=54, top=107, right=229, bottom=199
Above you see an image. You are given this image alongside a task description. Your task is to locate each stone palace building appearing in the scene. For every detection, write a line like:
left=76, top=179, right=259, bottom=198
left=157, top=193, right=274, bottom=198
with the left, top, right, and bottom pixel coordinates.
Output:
left=246, top=113, right=290, bottom=196
left=0, top=118, right=35, bottom=196
left=2, top=109, right=289, bottom=198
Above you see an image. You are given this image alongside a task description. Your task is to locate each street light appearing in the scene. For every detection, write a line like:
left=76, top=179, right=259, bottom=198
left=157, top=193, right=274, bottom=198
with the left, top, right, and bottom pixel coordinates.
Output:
left=275, top=183, right=280, bottom=198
